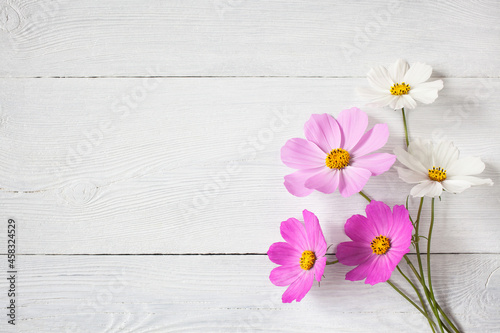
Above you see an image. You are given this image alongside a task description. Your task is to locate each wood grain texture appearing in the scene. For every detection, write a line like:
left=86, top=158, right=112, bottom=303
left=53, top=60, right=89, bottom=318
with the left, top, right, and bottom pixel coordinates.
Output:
left=0, top=77, right=498, bottom=254
left=0, top=0, right=499, bottom=77
left=0, top=254, right=497, bottom=332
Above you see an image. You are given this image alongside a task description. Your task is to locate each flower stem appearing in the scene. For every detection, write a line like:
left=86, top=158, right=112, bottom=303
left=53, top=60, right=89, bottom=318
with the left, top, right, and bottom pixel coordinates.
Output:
left=402, top=107, right=410, bottom=147
left=325, top=260, right=338, bottom=265
left=427, top=198, right=444, bottom=333
left=396, top=265, right=437, bottom=333
left=358, top=191, right=371, bottom=203
left=386, top=280, right=438, bottom=326
left=404, top=256, right=460, bottom=333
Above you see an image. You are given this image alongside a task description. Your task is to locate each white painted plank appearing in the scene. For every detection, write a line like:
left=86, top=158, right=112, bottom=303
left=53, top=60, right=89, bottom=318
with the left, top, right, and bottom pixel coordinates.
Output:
left=0, top=0, right=499, bottom=77
left=0, top=78, right=498, bottom=254
left=0, top=254, right=498, bottom=332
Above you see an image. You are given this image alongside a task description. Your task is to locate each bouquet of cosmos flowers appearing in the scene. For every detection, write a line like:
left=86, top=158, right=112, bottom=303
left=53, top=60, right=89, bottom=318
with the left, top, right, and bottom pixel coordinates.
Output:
left=267, top=59, right=493, bottom=332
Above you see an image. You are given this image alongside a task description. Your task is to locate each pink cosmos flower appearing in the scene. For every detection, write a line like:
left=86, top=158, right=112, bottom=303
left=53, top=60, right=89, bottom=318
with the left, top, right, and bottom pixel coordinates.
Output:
left=336, top=201, right=413, bottom=285
left=267, top=210, right=327, bottom=303
left=281, top=108, right=396, bottom=197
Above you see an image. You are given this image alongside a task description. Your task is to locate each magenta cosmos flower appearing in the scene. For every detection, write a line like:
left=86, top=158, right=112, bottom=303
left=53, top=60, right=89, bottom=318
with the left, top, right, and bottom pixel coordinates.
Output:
left=336, top=201, right=413, bottom=285
left=267, top=210, right=327, bottom=303
left=281, top=108, right=396, bottom=197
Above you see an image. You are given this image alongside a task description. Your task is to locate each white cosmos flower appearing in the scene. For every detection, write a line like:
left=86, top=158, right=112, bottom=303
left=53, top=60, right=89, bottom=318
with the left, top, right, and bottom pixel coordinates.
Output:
left=358, top=59, right=444, bottom=110
left=394, top=139, right=493, bottom=197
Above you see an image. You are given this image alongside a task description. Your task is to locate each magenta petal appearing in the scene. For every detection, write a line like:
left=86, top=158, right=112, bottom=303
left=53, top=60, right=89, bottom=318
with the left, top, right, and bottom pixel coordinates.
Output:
left=336, top=107, right=369, bottom=151
left=313, top=256, right=327, bottom=282
left=387, top=205, right=413, bottom=245
left=282, top=270, right=314, bottom=303
left=267, top=242, right=301, bottom=266
left=338, top=166, right=372, bottom=197
left=304, top=167, right=339, bottom=194
left=280, top=218, right=308, bottom=251
left=270, top=265, right=303, bottom=287
left=284, top=168, right=324, bottom=197
left=281, top=138, right=326, bottom=169
left=336, top=241, right=373, bottom=266
left=365, top=201, right=393, bottom=236
left=350, top=123, right=389, bottom=158
left=351, top=153, right=396, bottom=176
left=364, top=256, right=393, bottom=285
left=344, top=214, right=377, bottom=243
left=303, top=209, right=327, bottom=256
left=345, top=260, right=374, bottom=282
left=304, top=114, right=342, bottom=153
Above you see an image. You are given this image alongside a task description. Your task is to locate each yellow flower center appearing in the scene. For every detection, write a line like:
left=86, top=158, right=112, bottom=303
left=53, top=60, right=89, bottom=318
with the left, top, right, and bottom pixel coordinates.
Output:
left=390, top=82, right=411, bottom=96
left=428, top=166, right=447, bottom=182
left=299, top=250, right=316, bottom=270
left=370, top=235, right=391, bottom=255
left=325, top=148, right=350, bottom=169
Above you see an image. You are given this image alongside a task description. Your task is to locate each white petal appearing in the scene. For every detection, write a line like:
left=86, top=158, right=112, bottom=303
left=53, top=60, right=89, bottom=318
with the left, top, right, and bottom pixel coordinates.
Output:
left=447, top=175, right=493, bottom=186
left=367, top=65, right=394, bottom=90
left=357, top=86, right=393, bottom=107
left=410, top=181, right=443, bottom=197
left=433, top=141, right=459, bottom=169
left=441, top=179, right=472, bottom=193
left=447, top=156, right=486, bottom=176
left=408, top=138, right=434, bottom=169
left=400, top=95, right=417, bottom=109
left=388, top=59, right=409, bottom=83
left=403, top=62, right=432, bottom=86
left=394, top=146, right=427, bottom=174
left=397, top=167, right=428, bottom=184
left=409, top=80, right=444, bottom=104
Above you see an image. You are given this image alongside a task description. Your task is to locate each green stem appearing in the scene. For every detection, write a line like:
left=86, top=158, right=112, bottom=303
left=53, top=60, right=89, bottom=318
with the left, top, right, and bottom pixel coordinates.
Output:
left=404, top=257, right=460, bottom=333
left=325, top=260, right=338, bottom=265
left=358, top=191, right=371, bottom=203
left=427, top=198, right=444, bottom=333
left=402, top=107, right=410, bottom=147
left=386, top=280, right=437, bottom=326
left=396, top=265, right=437, bottom=333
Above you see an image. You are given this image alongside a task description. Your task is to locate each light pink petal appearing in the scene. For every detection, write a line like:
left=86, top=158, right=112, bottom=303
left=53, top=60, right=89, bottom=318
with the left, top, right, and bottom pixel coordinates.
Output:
left=304, top=167, right=339, bottom=194
left=336, top=241, right=373, bottom=266
left=410, top=181, right=443, bottom=197
left=267, top=242, right=302, bottom=266
left=336, top=107, right=368, bottom=151
left=304, top=113, right=342, bottom=154
left=351, top=153, right=396, bottom=176
left=447, top=156, right=485, bottom=176
left=364, top=255, right=394, bottom=285
left=303, top=209, right=327, bottom=256
left=403, top=62, right=432, bottom=86
left=282, top=270, right=314, bottom=303
left=365, top=201, right=393, bottom=236
left=350, top=123, right=389, bottom=158
left=280, top=218, right=308, bottom=251
left=338, top=166, right=372, bottom=197
left=270, top=265, right=303, bottom=287
left=367, top=65, right=394, bottom=90
left=344, top=214, right=377, bottom=243
left=345, top=260, right=375, bottom=282
left=409, top=80, right=443, bottom=104
left=313, top=256, right=327, bottom=282
left=284, top=167, right=325, bottom=197
left=388, top=59, right=409, bottom=83
left=281, top=138, right=326, bottom=169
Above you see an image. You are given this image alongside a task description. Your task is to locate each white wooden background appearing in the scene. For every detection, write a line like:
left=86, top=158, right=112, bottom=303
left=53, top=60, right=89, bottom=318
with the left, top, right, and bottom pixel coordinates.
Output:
left=0, top=1, right=499, bottom=332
